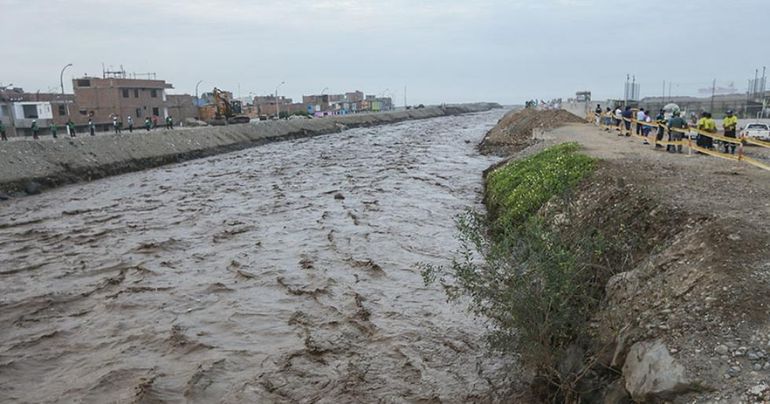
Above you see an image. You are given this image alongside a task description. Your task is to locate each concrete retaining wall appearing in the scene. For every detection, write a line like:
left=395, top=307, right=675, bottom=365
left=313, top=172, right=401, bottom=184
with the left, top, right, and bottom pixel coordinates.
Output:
left=0, top=103, right=500, bottom=195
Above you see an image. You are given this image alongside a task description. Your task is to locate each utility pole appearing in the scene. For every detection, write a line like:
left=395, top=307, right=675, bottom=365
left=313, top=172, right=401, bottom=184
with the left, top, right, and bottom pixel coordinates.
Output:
left=275, top=81, right=285, bottom=119
left=404, top=85, right=407, bottom=108
left=710, top=78, right=716, bottom=113
left=662, top=80, right=666, bottom=105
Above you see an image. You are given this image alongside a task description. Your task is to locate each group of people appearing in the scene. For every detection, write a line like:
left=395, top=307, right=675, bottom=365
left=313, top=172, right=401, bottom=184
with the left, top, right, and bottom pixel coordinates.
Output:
left=595, top=104, right=740, bottom=154
left=0, top=114, right=175, bottom=141
left=110, top=115, right=173, bottom=134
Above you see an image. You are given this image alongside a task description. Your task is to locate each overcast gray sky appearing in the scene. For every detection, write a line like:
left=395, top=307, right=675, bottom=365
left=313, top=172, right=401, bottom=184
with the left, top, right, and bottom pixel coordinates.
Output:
left=2, top=0, right=767, bottom=105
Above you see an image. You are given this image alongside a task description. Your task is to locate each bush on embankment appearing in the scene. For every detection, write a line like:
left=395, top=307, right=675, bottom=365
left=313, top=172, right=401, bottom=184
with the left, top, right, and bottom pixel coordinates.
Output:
left=423, top=143, right=643, bottom=402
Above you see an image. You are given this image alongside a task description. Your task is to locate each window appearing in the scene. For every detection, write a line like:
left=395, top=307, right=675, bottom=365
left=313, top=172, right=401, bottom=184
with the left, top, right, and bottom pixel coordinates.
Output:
left=76, top=79, right=91, bottom=87
left=135, top=108, right=142, bottom=118
left=152, top=107, right=159, bottom=116
left=122, top=89, right=129, bottom=98
left=150, top=89, right=158, bottom=98
left=22, top=105, right=38, bottom=119
left=58, top=105, right=66, bottom=115
left=79, top=110, right=88, bottom=116
left=134, top=89, right=139, bottom=98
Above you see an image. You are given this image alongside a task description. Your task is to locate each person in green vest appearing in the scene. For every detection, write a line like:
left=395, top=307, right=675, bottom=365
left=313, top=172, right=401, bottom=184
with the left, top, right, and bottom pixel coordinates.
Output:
left=51, top=122, right=58, bottom=139
left=67, top=119, right=76, bottom=137
left=144, top=117, right=151, bottom=131
left=0, top=120, right=6, bottom=141
left=31, top=120, right=39, bottom=139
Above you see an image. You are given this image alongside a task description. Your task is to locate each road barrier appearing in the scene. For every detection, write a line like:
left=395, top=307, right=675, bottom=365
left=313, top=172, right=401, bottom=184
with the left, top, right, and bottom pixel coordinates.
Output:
left=586, top=112, right=770, bottom=172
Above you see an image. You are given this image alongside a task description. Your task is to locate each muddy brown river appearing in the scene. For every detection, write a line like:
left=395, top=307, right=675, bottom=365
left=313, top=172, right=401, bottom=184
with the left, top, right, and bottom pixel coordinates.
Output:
left=0, top=110, right=518, bottom=403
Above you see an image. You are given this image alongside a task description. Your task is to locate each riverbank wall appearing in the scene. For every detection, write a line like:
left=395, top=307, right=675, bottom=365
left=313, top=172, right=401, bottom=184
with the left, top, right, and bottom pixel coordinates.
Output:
left=0, top=103, right=500, bottom=195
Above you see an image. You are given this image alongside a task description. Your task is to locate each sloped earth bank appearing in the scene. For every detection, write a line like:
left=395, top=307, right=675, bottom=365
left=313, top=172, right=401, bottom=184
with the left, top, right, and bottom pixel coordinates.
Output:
left=478, top=108, right=583, bottom=156
left=483, top=118, right=770, bottom=402
left=0, top=103, right=499, bottom=196
left=0, top=110, right=525, bottom=403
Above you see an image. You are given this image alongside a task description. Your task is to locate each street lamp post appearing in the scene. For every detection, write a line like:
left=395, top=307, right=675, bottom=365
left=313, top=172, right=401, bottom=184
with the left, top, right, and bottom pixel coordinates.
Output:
left=194, top=80, right=204, bottom=119
left=275, top=81, right=285, bottom=119
left=60, top=63, right=73, bottom=95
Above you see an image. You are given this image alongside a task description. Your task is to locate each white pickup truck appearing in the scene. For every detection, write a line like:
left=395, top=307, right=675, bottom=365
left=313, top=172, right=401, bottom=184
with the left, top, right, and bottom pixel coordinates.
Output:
left=741, top=123, right=770, bottom=141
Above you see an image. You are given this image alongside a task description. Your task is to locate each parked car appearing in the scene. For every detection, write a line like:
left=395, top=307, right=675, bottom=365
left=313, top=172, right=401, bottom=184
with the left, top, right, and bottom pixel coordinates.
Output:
left=740, top=123, right=770, bottom=141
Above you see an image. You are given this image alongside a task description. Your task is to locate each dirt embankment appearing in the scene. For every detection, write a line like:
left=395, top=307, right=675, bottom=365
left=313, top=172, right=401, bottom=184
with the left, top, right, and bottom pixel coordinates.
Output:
left=478, top=108, right=584, bottom=156
left=0, top=103, right=500, bottom=196
left=482, top=113, right=770, bottom=402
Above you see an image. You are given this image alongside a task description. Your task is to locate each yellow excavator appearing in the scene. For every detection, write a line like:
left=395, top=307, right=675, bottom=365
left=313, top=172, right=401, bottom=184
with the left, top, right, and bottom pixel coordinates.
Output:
left=208, top=87, right=251, bottom=126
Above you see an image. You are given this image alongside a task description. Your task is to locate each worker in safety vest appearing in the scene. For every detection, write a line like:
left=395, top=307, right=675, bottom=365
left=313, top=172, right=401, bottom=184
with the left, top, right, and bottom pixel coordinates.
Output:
left=722, top=110, right=738, bottom=155
left=696, top=112, right=716, bottom=150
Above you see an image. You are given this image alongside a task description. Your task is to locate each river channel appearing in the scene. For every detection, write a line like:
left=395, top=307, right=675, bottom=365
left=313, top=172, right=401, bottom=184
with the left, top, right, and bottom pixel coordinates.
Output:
left=0, top=109, right=517, bottom=403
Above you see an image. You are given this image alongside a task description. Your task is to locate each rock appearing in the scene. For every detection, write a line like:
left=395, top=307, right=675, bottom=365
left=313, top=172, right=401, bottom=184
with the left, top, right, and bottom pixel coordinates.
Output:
left=0, top=192, right=9, bottom=201
left=715, top=345, right=729, bottom=355
left=748, top=351, right=761, bottom=361
left=623, top=340, right=696, bottom=402
left=754, top=363, right=763, bottom=371
left=602, top=379, right=632, bottom=404
left=24, top=181, right=42, bottom=195
left=334, top=193, right=345, bottom=200
left=748, top=383, right=770, bottom=398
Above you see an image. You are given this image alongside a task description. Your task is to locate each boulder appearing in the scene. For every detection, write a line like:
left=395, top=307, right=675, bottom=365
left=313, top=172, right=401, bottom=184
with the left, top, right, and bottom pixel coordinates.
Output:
left=623, top=339, right=696, bottom=402
left=24, top=181, right=42, bottom=195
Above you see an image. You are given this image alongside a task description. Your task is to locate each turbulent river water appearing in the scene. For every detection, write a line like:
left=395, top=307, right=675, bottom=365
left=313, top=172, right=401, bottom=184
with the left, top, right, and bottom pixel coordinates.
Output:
left=0, top=109, right=517, bottom=403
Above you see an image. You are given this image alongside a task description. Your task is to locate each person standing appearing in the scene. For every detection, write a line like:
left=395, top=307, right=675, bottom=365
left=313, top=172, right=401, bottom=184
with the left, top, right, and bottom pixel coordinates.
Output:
left=622, top=106, right=633, bottom=136
left=152, top=115, right=158, bottom=130
left=145, top=117, right=151, bottom=131
left=168, top=116, right=173, bottom=129
left=696, top=112, right=716, bottom=150
left=667, top=111, right=687, bottom=153
left=594, top=104, right=602, bottom=125
left=636, top=108, right=646, bottom=136
left=67, top=119, right=76, bottom=137
left=112, top=116, right=119, bottom=134
left=127, top=116, right=134, bottom=133
left=31, top=119, right=39, bottom=139
left=88, top=118, right=95, bottom=136
left=0, top=120, right=7, bottom=141
left=51, top=122, right=58, bottom=139
left=722, top=110, right=738, bottom=154
left=655, top=109, right=666, bottom=148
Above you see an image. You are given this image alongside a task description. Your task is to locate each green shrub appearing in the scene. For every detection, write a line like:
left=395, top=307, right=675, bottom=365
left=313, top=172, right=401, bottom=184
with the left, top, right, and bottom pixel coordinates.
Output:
left=422, top=143, right=606, bottom=402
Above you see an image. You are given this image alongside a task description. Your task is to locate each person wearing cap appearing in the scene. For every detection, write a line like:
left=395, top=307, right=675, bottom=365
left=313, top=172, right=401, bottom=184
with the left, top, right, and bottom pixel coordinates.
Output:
left=667, top=110, right=687, bottom=153
left=722, top=110, right=738, bottom=154
left=31, top=119, right=39, bottom=139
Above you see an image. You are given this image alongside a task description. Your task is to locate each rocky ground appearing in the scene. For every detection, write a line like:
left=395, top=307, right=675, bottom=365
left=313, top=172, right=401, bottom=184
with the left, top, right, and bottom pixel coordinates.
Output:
left=482, top=110, right=770, bottom=403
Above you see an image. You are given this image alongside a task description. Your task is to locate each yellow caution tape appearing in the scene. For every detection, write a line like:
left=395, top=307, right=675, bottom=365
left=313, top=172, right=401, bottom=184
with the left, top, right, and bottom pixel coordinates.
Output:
left=744, top=137, right=770, bottom=148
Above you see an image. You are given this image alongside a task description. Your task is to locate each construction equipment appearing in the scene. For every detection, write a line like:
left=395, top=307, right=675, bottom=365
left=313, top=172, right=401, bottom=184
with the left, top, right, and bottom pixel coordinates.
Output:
left=208, top=87, right=250, bottom=126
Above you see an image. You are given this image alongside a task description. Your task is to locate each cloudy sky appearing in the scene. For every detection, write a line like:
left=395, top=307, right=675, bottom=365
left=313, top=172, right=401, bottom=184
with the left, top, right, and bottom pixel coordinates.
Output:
left=1, top=0, right=767, bottom=105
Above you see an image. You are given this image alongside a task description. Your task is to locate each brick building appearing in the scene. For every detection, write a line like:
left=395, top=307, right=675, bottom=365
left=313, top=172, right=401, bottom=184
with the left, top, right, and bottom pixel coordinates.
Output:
left=72, top=76, right=172, bottom=126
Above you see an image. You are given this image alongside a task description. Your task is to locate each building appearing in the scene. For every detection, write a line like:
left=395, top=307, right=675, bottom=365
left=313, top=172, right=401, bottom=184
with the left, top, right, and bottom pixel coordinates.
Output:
left=166, top=94, right=197, bottom=123
left=253, top=95, right=294, bottom=118
left=0, top=87, right=75, bottom=137
left=72, top=76, right=172, bottom=126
